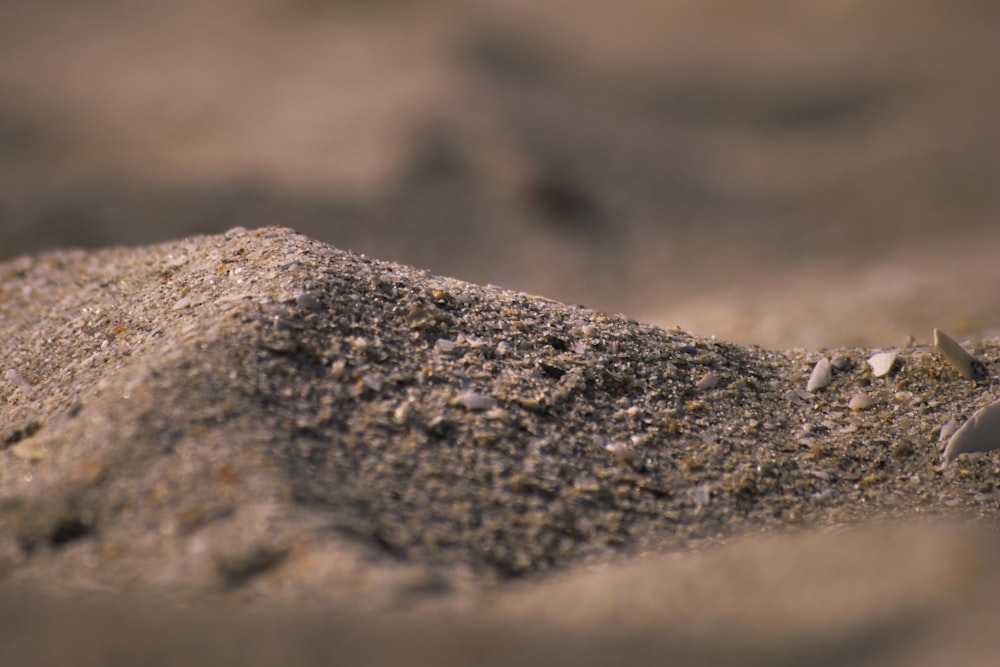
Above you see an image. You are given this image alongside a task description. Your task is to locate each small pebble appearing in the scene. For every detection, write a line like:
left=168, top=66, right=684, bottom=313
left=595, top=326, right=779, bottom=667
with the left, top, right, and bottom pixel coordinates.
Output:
left=689, top=484, right=711, bottom=509
left=831, top=356, right=852, bottom=371
left=806, top=358, right=832, bottom=392
left=933, top=328, right=978, bottom=380
left=943, top=399, right=1000, bottom=463
left=605, top=441, right=638, bottom=467
left=848, top=392, right=875, bottom=411
left=452, top=392, right=498, bottom=411
left=295, top=292, right=322, bottom=311
left=868, top=351, right=897, bottom=378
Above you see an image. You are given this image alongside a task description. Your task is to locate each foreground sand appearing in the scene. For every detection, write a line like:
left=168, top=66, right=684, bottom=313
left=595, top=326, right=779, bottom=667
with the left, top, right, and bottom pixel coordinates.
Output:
left=2, top=227, right=999, bottom=665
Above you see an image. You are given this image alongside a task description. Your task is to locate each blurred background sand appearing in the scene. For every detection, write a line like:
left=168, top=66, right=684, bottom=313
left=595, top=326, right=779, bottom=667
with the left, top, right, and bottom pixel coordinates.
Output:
left=3, top=0, right=1000, bottom=348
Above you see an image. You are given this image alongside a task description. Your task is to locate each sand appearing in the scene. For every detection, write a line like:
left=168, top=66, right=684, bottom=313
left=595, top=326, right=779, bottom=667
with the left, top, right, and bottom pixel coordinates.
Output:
left=2, top=227, right=1000, bottom=665
left=4, top=2, right=1000, bottom=663
left=5, top=1, right=1000, bottom=349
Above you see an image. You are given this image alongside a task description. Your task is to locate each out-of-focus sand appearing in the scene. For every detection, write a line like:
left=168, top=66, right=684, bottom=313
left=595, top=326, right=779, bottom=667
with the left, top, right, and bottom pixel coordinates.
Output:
left=3, top=0, right=1000, bottom=348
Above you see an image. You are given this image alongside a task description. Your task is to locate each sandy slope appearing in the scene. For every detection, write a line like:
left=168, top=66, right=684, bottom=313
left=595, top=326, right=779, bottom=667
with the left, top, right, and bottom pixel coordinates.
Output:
left=2, top=228, right=1000, bottom=665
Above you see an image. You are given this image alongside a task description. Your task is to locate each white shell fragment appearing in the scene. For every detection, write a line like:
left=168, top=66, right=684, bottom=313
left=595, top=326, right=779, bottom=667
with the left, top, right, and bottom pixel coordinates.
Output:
left=451, top=392, right=498, bottom=411
left=695, top=372, right=720, bottom=391
left=848, top=392, right=875, bottom=411
left=943, top=399, right=1000, bottom=463
left=938, top=420, right=959, bottom=442
left=933, top=328, right=978, bottom=381
left=867, top=351, right=897, bottom=378
left=806, top=358, right=832, bottom=392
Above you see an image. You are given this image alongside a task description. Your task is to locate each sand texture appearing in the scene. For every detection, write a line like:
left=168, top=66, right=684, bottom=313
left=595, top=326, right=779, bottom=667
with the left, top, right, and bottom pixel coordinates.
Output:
left=4, top=3, right=1000, bottom=662
left=3, top=227, right=1000, bottom=665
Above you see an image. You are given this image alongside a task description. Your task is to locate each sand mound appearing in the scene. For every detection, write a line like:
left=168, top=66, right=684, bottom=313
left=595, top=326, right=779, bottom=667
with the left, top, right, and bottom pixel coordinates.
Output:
left=2, top=227, right=1000, bottom=664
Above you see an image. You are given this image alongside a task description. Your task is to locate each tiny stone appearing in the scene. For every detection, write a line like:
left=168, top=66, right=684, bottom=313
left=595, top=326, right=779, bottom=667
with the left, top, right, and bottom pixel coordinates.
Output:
left=831, top=356, right=852, bottom=371
left=605, top=441, right=638, bottom=467
left=295, top=292, right=322, bottom=311
left=806, top=358, right=832, bottom=392
left=452, top=392, right=498, bottom=411
left=689, top=484, right=711, bottom=509
left=393, top=401, right=412, bottom=424
left=868, top=351, right=897, bottom=378
left=435, top=338, right=456, bottom=352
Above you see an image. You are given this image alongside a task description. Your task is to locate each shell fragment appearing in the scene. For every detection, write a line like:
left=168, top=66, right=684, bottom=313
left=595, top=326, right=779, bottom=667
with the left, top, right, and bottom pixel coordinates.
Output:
left=867, top=352, right=897, bottom=378
left=943, top=399, right=1000, bottom=463
left=806, top=357, right=832, bottom=392
left=848, top=392, right=875, bottom=411
left=933, top=328, right=980, bottom=381
left=696, top=372, right=720, bottom=391
left=451, top=392, right=498, bottom=411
